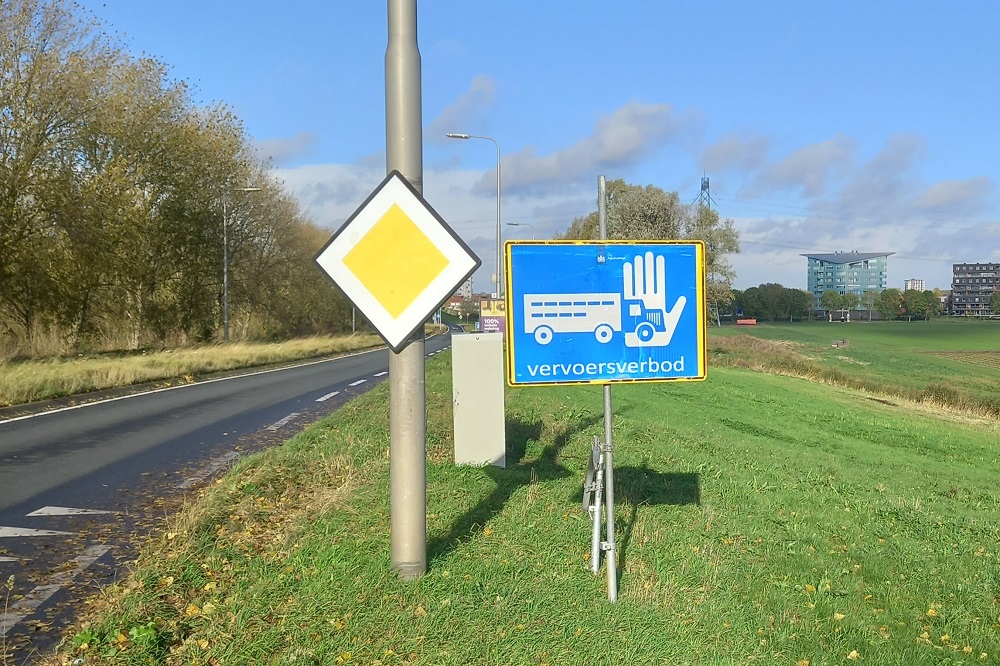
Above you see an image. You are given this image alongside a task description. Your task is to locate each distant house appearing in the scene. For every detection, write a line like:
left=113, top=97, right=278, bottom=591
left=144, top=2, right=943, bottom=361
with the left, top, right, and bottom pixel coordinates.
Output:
left=802, top=251, right=894, bottom=308
left=951, top=263, right=1000, bottom=316
left=442, top=296, right=465, bottom=315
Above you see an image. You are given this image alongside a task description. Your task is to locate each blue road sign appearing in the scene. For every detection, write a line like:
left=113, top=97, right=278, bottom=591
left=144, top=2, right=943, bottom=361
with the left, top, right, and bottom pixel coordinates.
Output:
left=504, top=241, right=707, bottom=386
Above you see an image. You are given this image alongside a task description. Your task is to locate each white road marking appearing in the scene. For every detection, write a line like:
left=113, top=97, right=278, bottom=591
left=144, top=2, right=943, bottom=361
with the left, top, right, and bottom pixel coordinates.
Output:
left=373, top=371, right=388, bottom=377
left=266, top=412, right=301, bottom=432
left=1, top=544, right=111, bottom=637
left=0, top=556, right=17, bottom=562
left=315, top=390, right=340, bottom=402
left=26, top=507, right=113, bottom=517
left=176, top=451, right=241, bottom=490
left=348, top=379, right=366, bottom=387
left=0, top=527, right=72, bottom=538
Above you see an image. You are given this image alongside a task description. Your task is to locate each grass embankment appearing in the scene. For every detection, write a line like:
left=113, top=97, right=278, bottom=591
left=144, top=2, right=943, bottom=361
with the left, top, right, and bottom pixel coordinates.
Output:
left=711, top=319, right=1000, bottom=417
left=0, top=334, right=384, bottom=407
left=49, top=324, right=1000, bottom=665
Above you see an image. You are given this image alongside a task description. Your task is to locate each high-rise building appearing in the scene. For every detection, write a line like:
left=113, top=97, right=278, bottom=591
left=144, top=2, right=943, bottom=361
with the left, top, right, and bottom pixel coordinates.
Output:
left=454, top=277, right=473, bottom=300
left=951, top=263, right=1000, bottom=315
left=903, top=278, right=925, bottom=292
left=802, top=251, right=894, bottom=307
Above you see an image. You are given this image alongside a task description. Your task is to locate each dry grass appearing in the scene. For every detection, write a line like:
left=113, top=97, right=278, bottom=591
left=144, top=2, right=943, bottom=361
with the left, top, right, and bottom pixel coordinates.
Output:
left=0, top=333, right=384, bottom=407
left=923, top=350, right=1000, bottom=369
left=708, top=333, right=1000, bottom=421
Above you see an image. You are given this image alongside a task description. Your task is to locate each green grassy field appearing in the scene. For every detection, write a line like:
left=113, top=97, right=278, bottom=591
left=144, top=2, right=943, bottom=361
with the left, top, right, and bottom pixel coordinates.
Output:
left=711, top=320, right=1000, bottom=417
left=41, top=321, right=1000, bottom=666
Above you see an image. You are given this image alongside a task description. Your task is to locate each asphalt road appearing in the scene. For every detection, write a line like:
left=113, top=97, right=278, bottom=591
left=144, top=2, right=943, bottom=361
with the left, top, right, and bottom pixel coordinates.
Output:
left=0, top=328, right=457, bottom=663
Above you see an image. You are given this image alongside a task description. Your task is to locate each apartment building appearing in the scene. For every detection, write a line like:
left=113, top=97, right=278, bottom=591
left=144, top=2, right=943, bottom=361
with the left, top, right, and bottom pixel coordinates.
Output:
left=951, top=263, right=1000, bottom=315
left=454, top=277, right=473, bottom=300
left=903, top=278, right=925, bottom=292
left=802, top=251, right=894, bottom=307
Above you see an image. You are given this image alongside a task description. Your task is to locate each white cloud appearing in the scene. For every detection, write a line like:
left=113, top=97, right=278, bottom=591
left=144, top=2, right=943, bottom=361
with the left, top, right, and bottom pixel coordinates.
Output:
left=275, top=86, right=998, bottom=297
left=751, top=134, right=855, bottom=198
left=490, top=101, right=689, bottom=196
left=700, top=133, right=770, bottom=173
left=426, top=75, right=497, bottom=144
left=256, top=132, right=319, bottom=166
left=915, top=177, right=993, bottom=214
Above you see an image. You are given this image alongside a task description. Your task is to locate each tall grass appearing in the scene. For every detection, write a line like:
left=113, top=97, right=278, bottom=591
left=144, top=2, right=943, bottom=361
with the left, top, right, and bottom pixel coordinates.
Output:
left=45, top=347, right=1000, bottom=665
left=0, top=334, right=383, bottom=407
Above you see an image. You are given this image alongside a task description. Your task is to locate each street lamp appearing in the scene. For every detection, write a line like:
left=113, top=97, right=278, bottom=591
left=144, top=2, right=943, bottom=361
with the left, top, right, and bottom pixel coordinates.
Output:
left=506, top=222, right=535, bottom=240
left=223, top=186, right=261, bottom=342
left=446, top=133, right=502, bottom=298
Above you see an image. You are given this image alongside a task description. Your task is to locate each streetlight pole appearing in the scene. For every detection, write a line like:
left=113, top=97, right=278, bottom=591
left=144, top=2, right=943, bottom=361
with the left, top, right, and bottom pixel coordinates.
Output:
left=223, top=186, right=261, bottom=342
left=446, top=133, right=502, bottom=298
left=506, top=222, right=535, bottom=240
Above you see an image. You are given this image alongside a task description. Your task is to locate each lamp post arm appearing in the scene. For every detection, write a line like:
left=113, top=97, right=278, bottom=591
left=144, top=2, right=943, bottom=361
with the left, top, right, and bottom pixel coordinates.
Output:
left=446, top=133, right=502, bottom=297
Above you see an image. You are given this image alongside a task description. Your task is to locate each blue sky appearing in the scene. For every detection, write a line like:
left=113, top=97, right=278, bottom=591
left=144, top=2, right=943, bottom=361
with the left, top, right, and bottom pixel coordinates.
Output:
left=79, top=1, right=1000, bottom=293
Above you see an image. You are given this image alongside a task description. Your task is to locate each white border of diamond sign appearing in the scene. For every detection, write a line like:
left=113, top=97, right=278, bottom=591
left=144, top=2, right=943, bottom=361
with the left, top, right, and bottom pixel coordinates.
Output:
left=314, top=171, right=480, bottom=352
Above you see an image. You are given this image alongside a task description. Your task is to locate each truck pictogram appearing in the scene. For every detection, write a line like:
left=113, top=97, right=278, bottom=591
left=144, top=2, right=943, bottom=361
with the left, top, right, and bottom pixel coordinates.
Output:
left=522, top=252, right=686, bottom=347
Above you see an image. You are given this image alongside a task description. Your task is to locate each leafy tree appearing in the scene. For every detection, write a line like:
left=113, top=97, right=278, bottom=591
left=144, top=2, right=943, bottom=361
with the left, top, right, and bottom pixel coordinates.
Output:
left=0, top=0, right=357, bottom=356
left=557, top=180, right=740, bottom=321
left=992, top=290, right=1000, bottom=315
left=734, top=284, right=810, bottom=322
left=861, top=290, right=879, bottom=321
left=0, top=0, right=117, bottom=341
left=737, top=286, right=766, bottom=320
left=787, top=288, right=813, bottom=321
left=902, top=290, right=926, bottom=322
left=821, top=290, right=843, bottom=317
left=727, top=289, right=743, bottom=318
left=841, top=293, right=861, bottom=315
left=875, top=288, right=903, bottom=320
left=758, top=283, right=788, bottom=321
left=922, top=290, right=942, bottom=320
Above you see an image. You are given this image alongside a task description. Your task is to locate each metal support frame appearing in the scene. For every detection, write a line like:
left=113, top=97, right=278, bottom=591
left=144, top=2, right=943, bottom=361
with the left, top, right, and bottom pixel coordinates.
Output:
left=579, top=175, right=619, bottom=601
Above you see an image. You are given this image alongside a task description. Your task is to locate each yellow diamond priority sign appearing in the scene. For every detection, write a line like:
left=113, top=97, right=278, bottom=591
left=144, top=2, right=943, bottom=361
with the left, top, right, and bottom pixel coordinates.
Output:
left=315, top=171, right=480, bottom=352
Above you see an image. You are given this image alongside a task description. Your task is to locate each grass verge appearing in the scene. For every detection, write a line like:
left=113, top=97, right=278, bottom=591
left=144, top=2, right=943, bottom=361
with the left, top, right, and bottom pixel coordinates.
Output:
left=0, top=334, right=383, bottom=407
left=45, top=342, right=1000, bottom=665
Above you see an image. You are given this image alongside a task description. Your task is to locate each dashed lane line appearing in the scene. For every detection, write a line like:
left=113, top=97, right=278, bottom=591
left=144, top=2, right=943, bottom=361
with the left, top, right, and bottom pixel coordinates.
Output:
left=26, top=507, right=113, bottom=517
left=0, top=527, right=72, bottom=538
left=1, top=544, right=111, bottom=637
left=315, top=390, right=340, bottom=402
left=176, top=451, right=242, bottom=490
left=348, top=379, right=366, bottom=387
left=266, top=412, right=301, bottom=432
left=373, top=371, right=388, bottom=377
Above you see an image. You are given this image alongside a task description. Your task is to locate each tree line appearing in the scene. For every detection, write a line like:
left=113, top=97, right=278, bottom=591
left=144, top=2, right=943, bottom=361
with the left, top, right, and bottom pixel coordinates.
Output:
left=1, top=0, right=353, bottom=357
left=732, top=284, right=946, bottom=322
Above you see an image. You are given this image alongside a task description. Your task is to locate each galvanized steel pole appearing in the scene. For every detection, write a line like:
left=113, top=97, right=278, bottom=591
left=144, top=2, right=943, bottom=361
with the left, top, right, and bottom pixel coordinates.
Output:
left=386, top=0, right=426, bottom=580
left=598, top=175, right=618, bottom=602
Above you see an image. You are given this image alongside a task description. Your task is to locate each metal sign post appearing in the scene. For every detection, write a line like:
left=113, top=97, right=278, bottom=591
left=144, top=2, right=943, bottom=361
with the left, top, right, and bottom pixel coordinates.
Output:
left=597, top=175, right=618, bottom=602
left=504, top=176, right=707, bottom=602
left=314, top=0, right=479, bottom=581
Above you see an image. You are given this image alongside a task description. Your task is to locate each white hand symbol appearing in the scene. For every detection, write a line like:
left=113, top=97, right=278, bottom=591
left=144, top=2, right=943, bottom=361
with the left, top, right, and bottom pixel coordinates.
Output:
left=623, top=252, right=686, bottom=347
left=624, top=252, right=666, bottom=312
